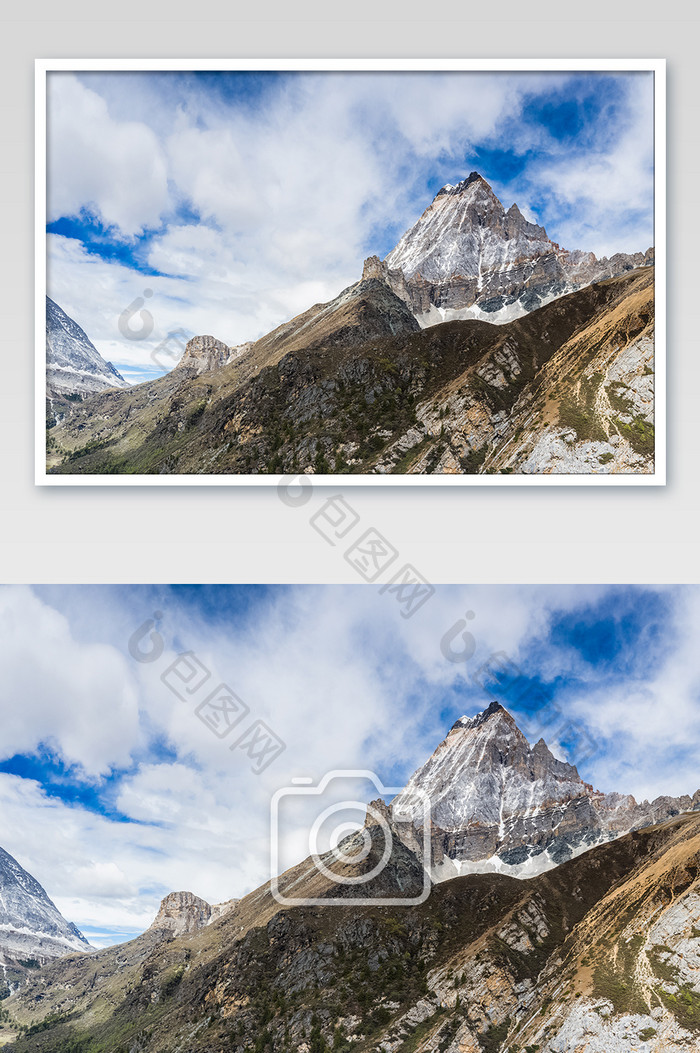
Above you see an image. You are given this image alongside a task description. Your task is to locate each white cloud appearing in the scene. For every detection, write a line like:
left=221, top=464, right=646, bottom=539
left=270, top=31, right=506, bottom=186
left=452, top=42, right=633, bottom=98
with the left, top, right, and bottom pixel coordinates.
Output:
left=145, top=225, right=236, bottom=280
left=0, top=770, right=260, bottom=940
left=70, top=862, right=136, bottom=899
left=47, top=233, right=346, bottom=379
left=524, top=73, right=655, bottom=255
left=47, top=73, right=170, bottom=236
left=159, top=71, right=539, bottom=282
left=565, top=589, right=700, bottom=800
left=0, top=587, right=140, bottom=775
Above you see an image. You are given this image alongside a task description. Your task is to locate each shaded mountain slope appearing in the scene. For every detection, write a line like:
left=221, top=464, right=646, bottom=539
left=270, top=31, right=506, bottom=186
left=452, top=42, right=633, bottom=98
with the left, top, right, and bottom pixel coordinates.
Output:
left=2, top=805, right=431, bottom=1047
left=46, top=277, right=419, bottom=475
left=246, top=276, right=420, bottom=364
left=479, top=264, right=655, bottom=474
left=5, top=813, right=699, bottom=1053
left=47, top=266, right=655, bottom=476
left=379, top=265, right=655, bottom=475
left=506, top=811, right=700, bottom=1052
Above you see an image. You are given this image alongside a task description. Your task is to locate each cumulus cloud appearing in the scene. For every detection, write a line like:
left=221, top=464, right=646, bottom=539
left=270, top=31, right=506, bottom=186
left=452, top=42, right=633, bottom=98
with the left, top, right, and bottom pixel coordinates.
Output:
left=563, top=588, right=700, bottom=800
left=0, top=770, right=260, bottom=943
left=47, top=73, right=170, bottom=236
left=0, top=587, right=140, bottom=775
left=517, top=73, right=655, bottom=256
left=46, top=232, right=346, bottom=382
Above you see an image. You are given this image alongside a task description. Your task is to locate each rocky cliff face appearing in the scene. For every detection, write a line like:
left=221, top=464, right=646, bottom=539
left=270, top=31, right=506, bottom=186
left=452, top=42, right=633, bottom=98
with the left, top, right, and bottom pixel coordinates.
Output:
left=175, top=335, right=252, bottom=375
left=149, top=890, right=239, bottom=936
left=371, top=172, right=652, bottom=326
left=176, top=335, right=232, bottom=375
left=392, top=701, right=700, bottom=880
left=373, top=265, right=656, bottom=476
left=46, top=296, right=128, bottom=398
left=0, top=844, right=90, bottom=969
left=149, top=891, right=213, bottom=935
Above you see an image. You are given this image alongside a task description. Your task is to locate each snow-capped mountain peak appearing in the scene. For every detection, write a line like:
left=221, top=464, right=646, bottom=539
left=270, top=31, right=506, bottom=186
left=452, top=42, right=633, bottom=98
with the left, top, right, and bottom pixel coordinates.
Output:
left=434, top=170, right=487, bottom=197
left=450, top=699, right=514, bottom=731
left=392, top=700, right=584, bottom=840
left=391, top=702, right=700, bottom=881
left=373, top=174, right=652, bottom=328
left=384, top=174, right=553, bottom=286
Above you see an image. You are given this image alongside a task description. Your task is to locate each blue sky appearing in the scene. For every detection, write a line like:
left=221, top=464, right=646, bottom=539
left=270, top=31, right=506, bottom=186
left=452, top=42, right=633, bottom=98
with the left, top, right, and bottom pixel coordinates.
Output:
left=0, top=584, right=696, bottom=947
left=45, top=69, right=655, bottom=384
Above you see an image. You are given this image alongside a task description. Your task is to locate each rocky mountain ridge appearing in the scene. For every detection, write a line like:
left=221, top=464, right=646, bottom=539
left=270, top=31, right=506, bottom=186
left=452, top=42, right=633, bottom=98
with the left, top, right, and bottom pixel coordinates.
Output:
left=2, top=702, right=698, bottom=1052
left=5, top=814, right=700, bottom=1053
left=46, top=267, right=655, bottom=475
left=44, top=170, right=655, bottom=476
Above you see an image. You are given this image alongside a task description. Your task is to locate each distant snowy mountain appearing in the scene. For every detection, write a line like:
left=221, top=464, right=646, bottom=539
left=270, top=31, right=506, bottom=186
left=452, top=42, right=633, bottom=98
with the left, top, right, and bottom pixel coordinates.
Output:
left=46, top=296, right=129, bottom=399
left=0, top=844, right=90, bottom=971
left=392, top=701, right=699, bottom=880
left=364, top=172, right=653, bottom=326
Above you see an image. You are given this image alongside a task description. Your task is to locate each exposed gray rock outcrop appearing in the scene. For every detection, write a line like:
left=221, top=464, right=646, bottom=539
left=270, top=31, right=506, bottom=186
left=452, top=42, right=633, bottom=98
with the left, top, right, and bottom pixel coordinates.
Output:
left=149, top=890, right=239, bottom=936
left=176, top=334, right=232, bottom=375
left=149, top=891, right=212, bottom=935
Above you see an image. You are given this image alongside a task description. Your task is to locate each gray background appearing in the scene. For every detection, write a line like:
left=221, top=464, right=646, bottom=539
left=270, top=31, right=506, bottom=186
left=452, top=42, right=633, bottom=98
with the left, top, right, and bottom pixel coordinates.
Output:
left=1, top=3, right=696, bottom=584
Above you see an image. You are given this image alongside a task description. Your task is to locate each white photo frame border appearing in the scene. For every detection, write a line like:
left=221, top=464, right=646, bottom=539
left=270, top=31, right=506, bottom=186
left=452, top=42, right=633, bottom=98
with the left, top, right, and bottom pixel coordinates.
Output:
left=35, top=57, right=666, bottom=487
